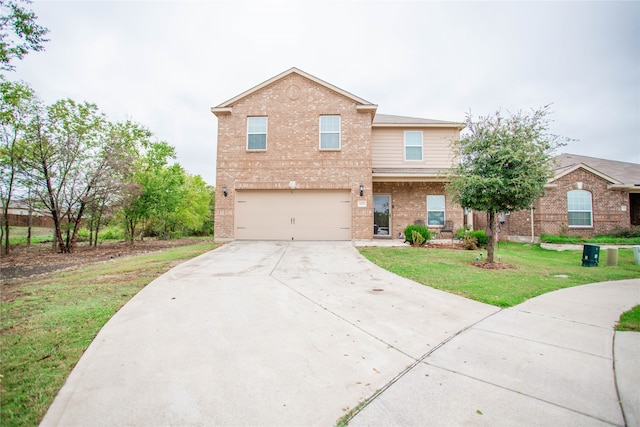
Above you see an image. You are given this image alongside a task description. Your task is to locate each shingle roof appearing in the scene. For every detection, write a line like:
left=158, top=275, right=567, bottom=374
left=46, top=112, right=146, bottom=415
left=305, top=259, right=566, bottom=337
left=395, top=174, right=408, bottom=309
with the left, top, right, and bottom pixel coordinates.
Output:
left=373, top=113, right=464, bottom=127
left=553, top=153, right=640, bottom=186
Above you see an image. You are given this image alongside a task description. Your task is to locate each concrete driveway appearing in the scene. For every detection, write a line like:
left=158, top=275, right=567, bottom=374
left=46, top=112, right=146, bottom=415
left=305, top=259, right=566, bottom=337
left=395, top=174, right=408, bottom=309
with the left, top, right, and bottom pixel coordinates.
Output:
left=40, top=241, right=498, bottom=426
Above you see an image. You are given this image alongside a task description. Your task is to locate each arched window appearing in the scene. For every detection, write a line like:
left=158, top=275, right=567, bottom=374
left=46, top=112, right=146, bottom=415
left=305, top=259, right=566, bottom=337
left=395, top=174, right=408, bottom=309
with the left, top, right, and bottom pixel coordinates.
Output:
left=567, top=190, right=592, bottom=227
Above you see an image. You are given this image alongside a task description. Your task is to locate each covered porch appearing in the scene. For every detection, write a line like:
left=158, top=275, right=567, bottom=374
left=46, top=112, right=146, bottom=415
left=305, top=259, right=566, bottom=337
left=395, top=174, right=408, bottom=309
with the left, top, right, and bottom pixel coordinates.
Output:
left=371, top=170, right=471, bottom=240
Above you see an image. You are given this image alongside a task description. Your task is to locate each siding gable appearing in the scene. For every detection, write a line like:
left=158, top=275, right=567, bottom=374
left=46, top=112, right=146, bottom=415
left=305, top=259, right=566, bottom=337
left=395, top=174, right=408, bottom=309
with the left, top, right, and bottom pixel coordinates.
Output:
left=372, top=127, right=458, bottom=169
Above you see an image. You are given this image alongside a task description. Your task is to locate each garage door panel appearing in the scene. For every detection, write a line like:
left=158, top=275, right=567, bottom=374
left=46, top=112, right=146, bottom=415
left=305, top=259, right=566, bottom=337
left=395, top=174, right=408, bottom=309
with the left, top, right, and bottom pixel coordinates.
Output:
left=235, top=190, right=351, bottom=240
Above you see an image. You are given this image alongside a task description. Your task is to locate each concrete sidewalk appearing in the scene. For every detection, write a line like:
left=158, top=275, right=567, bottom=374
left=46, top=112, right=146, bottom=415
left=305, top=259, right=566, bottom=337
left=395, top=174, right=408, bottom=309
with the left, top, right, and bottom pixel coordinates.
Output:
left=40, top=241, right=498, bottom=426
left=350, top=279, right=640, bottom=427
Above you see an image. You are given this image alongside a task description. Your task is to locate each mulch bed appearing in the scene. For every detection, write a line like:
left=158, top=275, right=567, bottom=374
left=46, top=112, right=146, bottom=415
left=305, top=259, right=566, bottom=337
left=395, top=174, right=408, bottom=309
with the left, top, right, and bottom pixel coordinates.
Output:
left=471, top=261, right=517, bottom=270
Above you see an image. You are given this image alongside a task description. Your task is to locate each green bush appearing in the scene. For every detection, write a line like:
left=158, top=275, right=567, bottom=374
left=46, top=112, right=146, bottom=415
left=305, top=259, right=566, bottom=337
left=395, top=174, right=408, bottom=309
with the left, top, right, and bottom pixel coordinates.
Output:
left=403, top=225, right=432, bottom=246
left=468, top=230, right=488, bottom=247
left=98, top=225, right=125, bottom=241
left=454, top=227, right=467, bottom=239
left=540, top=233, right=640, bottom=245
left=602, top=227, right=640, bottom=239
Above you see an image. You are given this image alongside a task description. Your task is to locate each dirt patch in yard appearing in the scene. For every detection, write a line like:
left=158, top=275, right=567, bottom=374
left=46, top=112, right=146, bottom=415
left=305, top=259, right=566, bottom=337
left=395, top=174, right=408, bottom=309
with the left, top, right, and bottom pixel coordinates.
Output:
left=0, top=239, right=207, bottom=283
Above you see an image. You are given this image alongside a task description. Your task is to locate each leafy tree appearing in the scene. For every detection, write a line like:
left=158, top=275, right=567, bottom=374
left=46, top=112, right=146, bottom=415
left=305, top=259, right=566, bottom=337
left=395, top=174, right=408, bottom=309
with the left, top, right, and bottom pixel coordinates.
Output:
left=121, top=139, right=177, bottom=242
left=0, top=0, right=48, bottom=71
left=169, top=173, right=211, bottom=236
left=23, top=99, right=111, bottom=252
left=204, top=184, right=215, bottom=235
left=446, top=106, right=569, bottom=263
left=85, top=120, right=149, bottom=246
left=145, top=163, right=185, bottom=239
left=0, top=77, right=36, bottom=253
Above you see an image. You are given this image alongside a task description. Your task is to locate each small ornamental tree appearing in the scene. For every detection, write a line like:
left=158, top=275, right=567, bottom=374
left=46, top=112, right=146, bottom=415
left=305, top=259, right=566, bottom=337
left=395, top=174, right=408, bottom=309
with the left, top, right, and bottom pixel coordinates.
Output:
left=446, top=106, right=570, bottom=263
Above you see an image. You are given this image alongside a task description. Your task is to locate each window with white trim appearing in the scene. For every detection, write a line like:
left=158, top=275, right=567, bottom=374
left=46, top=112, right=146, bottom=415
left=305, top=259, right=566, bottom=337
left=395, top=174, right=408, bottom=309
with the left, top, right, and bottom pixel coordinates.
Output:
left=404, top=131, right=423, bottom=161
left=427, top=195, right=445, bottom=226
left=567, top=189, right=592, bottom=227
left=247, top=116, right=267, bottom=150
left=320, top=115, right=340, bottom=150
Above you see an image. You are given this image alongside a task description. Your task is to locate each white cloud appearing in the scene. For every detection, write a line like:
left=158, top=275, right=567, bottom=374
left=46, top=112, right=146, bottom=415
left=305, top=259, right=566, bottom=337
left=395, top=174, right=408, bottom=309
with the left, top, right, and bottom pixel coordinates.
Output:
left=10, top=0, right=640, bottom=185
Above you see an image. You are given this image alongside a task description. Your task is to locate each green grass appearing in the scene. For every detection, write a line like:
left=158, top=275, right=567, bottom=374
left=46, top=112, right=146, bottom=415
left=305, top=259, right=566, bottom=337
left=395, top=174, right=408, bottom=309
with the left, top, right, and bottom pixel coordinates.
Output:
left=358, top=243, right=640, bottom=307
left=617, top=305, right=640, bottom=332
left=540, top=234, right=640, bottom=245
left=0, top=241, right=218, bottom=427
left=5, top=226, right=54, bottom=245
left=6, top=226, right=129, bottom=245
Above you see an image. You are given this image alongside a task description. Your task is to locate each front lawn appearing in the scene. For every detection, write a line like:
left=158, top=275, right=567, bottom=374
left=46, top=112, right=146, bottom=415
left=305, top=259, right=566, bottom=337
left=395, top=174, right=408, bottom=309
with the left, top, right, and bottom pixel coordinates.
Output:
left=0, top=242, right=217, bottom=427
left=358, top=243, right=640, bottom=307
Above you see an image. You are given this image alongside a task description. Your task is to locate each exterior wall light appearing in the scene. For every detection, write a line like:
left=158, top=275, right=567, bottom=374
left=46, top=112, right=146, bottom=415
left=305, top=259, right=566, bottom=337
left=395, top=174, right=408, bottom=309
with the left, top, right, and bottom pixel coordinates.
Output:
left=223, top=185, right=228, bottom=197
left=359, top=184, right=364, bottom=197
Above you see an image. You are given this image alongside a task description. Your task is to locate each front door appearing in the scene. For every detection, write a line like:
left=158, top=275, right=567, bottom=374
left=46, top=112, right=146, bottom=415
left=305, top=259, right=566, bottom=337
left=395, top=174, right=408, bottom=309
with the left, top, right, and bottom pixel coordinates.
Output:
left=374, top=195, right=391, bottom=236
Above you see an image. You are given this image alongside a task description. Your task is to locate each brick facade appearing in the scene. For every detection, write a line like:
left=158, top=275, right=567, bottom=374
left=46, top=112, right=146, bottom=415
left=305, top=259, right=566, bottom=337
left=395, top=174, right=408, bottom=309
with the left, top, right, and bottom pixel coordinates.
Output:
left=474, top=167, right=634, bottom=239
left=372, top=182, right=464, bottom=238
left=214, top=72, right=374, bottom=240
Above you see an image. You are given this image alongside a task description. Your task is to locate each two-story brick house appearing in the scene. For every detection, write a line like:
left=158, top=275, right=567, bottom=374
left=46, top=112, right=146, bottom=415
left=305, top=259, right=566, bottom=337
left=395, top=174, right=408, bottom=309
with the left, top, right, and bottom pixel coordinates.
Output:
left=211, top=68, right=465, bottom=241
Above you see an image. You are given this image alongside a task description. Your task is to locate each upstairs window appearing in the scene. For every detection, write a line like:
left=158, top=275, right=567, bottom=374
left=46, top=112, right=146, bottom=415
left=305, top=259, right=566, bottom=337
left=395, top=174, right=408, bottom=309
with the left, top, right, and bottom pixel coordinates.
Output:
left=567, top=190, right=592, bottom=227
left=320, top=115, right=341, bottom=150
left=405, top=131, right=423, bottom=161
left=247, top=117, right=267, bottom=150
left=427, top=195, right=446, bottom=226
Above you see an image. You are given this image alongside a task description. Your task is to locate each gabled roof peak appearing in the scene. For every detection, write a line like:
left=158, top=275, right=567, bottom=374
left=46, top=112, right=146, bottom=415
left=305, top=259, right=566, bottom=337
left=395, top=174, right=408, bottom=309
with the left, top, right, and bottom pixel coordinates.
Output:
left=553, top=153, right=640, bottom=185
left=212, top=67, right=377, bottom=114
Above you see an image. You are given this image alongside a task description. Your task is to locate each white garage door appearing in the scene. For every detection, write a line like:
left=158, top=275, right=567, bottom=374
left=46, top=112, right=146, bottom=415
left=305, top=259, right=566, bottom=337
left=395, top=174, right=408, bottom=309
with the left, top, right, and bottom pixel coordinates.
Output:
left=235, top=190, right=351, bottom=240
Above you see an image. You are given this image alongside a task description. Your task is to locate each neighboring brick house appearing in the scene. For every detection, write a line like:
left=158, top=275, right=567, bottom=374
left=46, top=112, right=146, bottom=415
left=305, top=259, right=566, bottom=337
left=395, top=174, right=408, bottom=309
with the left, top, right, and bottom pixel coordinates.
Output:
left=1, top=201, right=55, bottom=228
left=211, top=68, right=465, bottom=241
left=474, top=153, right=640, bottom=241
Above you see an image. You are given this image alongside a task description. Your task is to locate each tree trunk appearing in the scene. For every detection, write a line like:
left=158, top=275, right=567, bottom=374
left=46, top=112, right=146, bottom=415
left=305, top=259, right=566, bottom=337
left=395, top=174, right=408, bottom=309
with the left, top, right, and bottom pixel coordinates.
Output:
left=2, top=205, right=9, bottom=255
left=42, top=159, right=67, bottom=253
left=27, top=205, right=32, bottom=246
left=65, top=219, right=71, bottom=252
left=69, top=200, right=87, bottom=251
left=51, top=212, right=66, bottom=253
left=486, top=211, right=497, bottom=263
left=93, top=215, right=101, bottom=248
left=127, top=217, right=135, bottom=245
left=2, top=168, right=14, bottom=255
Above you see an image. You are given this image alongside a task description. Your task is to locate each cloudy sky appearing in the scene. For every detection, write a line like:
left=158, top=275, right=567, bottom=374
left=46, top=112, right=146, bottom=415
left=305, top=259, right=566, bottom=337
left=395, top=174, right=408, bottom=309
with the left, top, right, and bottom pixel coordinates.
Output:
left=11, top=0, right=640, bottom=186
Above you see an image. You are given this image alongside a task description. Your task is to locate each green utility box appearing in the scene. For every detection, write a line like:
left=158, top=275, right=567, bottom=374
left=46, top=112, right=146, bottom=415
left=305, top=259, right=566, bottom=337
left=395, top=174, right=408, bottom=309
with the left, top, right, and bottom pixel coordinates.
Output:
left=633, top=246, right=640, bottom=266
left=581, top=244, right=600, bottom=267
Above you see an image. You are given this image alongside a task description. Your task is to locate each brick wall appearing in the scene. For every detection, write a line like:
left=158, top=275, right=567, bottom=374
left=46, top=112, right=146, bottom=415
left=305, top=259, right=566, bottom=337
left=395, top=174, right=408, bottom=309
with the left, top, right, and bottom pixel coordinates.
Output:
left=373, top=181, right=464, bottom=238
left=214, top=73, right=374, bottom=240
